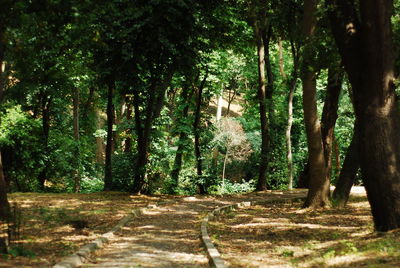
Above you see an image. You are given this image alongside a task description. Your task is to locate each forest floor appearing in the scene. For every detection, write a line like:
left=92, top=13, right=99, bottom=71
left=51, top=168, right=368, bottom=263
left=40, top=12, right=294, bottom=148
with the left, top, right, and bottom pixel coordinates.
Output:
left=209, top=191, right=400, bottom=267
left=0, top=188, right=399, bottom=267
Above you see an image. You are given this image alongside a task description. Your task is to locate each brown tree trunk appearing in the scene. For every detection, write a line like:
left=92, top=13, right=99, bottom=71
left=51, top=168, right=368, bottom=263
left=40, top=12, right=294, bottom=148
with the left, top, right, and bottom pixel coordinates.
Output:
left=332, top=131, right=359, bottom=207
left=0, top=28, right=10, bottom=253
left=329, top=0, right=400, bottom=231
left=333, top=133, right=341, bottom=177
left=95, top=107, right=105, bottom=164
left=170, top=85, right=193, bottom=190
left=124, top=96, right=132, bottom=153
left=103, top=78, right=115, bottom=191
left=38, top=93, right=51, bottom=190
left=0, top=152, right=9, bottom=254
left=131, top=71, right=174, bottom=194
left=302, top=0, right=330, bottom=208
left=193, top=72, right=208, bottom=194
left=73, top=87, right=80, bottom=193
left=321, top=67, right=343, bottom=187
left=253, top=19, right=269, bottom=191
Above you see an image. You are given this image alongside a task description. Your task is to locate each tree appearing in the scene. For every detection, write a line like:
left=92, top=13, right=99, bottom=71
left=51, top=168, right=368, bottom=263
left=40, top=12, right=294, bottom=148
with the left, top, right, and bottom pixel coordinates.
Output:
left=301, top=0, right=330, bottom=208
left=250, top=4, right=271, bottom=191
left=332, top=130, right=359, bottom=207
left=329, top=0, right=400, bottom=231
left=213, top=118, right=253, bottom=186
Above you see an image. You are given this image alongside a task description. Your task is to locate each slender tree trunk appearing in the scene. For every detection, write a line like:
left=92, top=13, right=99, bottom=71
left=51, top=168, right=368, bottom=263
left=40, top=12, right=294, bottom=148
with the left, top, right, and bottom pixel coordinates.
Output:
left=0, top=152, right=9, bottom=254
left=104, top=79, right=115, bottom=191
left=170, top=85, right=193, bottom=190
left=124, top=96, right=132, bottom=153
left=131, top=71, right=174, bottom=194
left=302, top=0, right=330, bottom=208
left=0, top=30, right=10, bottom=253
left=73, top=87, right=80, bottom=193
left=332, top=131, right=359, bottom=207
left=0, top=25, right=9, bottom=255
left=321, top=67, right=343, bottom=188
left=38, top=93, right=51, bottom=190
left=333, top=133, right=341, bottom=177
left=329, top=0, right=400, bottom=230
left=82, top=87, right=95, bottom=120
left=193, top=72, right=208, bottom=194
left=226, top=88, right=236, bottom=116
left=216, top=93, right=223, bottom=121
left=254, top=19, right=269, bottom=191
left=222, top=147, right=229, bottom=188
left=285, top=40, right=299, bottom=190
left=95, top=107, right=105, bottom=164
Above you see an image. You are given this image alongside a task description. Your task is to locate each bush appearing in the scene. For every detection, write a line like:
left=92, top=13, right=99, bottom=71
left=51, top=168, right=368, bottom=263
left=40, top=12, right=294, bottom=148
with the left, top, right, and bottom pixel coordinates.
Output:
left=208, top=179, right=256, bottom=195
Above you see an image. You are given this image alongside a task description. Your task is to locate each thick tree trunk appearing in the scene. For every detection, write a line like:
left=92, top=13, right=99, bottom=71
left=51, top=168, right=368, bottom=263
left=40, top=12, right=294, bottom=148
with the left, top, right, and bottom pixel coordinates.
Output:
left=302, top=0, right=330, bottom=208
left=329, top=0, right=400, bottom=231
left=103, top=79, right=115, bottom=191
left=254, top=20, right=269, bottom=191
left=332, top=131, right=359, bottom=207
left=73, top=87, right=80, bottom=193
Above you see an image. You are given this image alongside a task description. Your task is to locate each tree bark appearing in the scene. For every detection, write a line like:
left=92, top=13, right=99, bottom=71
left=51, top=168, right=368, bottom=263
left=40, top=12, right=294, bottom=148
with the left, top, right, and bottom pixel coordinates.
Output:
left=329, top=0, right=400, bottom=231
left=103, top=78, right=115, bottom=191
left=0, top=27, right=10, bottom=254
left=193, top=72, right=208, bottom=194
left=321, top=67, right=343, bottom=188
left=253, top=18, right=269, bottom=191
left=38, top=93, right=51, bottom=190
left=302, top=0, right=330, bottom=208
left=170, top=85, right=193, bottom=190
left=73, top=87, right=80, bottom=193
left=131, top=71, right=174, bottom=194
left=332, top=131, right=359, bottom=207
left=285, top=40, right=300, bottom=190
left=124, top=96, right=132, bottom=153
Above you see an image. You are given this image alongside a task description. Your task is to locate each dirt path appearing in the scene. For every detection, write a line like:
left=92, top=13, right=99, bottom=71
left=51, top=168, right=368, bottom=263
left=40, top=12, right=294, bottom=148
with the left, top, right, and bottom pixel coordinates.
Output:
left=81, top=190, right=307, bottom=268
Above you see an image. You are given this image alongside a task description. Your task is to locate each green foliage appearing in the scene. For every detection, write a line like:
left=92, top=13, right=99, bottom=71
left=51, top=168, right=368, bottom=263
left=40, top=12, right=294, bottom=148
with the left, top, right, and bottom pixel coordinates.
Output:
left=208, top=179, right=256, bottom=195
left=8, top=246, right=36, bottom=258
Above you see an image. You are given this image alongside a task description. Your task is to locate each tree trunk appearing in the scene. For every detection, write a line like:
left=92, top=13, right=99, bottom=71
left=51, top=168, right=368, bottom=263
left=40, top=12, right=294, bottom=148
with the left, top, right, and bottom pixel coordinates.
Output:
left=254, top=19, right=269, bottom=191
left=332, top=131, right=359, bottom=207
left=124, top=96, right=132, bottom=153
left=193, top=72, right=208, bottom=194
left=302, top=0, right=330, bottom=208
left=131, top=71, right=174, bottom=194
left=0, top=29, right=10, bottom=253
left=216, top=93, right=223, bottom=121
left=95, top=107, right=105, bottom=164
left=321, top=67, right=343, bottom=188
left=103, top=79, right=115, bottom=191
left=329, top=0, right=400, bottom=231
left=0, top=152, right=9, bottom=254
left=170, top=85, right=193, bottom=190
left=285, top=40, right=300, bottom=190
left=38, top=93, right=51, bottom=190
left=73, top=87, right=80, bottom=193
left=333, top=133, right=341, bottom=177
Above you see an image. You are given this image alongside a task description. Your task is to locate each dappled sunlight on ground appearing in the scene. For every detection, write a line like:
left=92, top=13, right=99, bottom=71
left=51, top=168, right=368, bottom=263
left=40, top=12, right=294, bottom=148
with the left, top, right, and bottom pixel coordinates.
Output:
left=208, top=193, right=400, bottom=268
